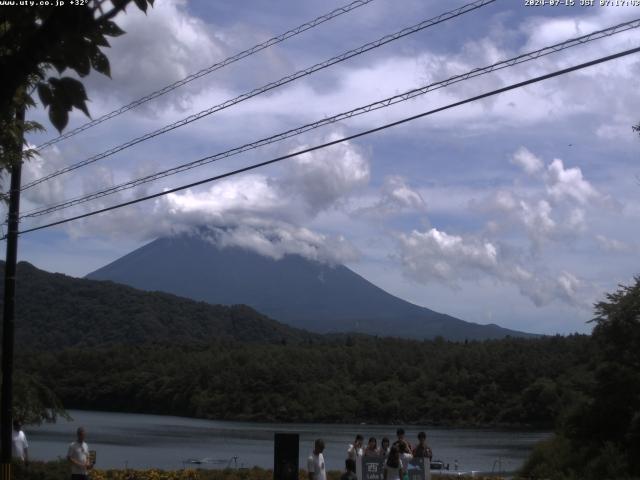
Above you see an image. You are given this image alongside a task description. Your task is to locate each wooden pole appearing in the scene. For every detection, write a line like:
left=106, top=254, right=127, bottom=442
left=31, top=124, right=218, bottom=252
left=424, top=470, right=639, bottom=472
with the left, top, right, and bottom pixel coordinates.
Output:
left=1, top=104, right=25, bottom=480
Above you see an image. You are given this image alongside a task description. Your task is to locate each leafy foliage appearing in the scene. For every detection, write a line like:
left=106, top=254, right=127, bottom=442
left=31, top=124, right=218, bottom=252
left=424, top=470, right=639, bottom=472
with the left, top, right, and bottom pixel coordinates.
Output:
left=0, top=0, right=155, bottom=174
left=11, top=374, right=69, bottom=425
left=18, top=461, right=461, bottom=480
left=520, top=277, right=640, bottom=479
left=13, top=460, right=265, bottom=480
left=19, top=335, right=590, bottom=428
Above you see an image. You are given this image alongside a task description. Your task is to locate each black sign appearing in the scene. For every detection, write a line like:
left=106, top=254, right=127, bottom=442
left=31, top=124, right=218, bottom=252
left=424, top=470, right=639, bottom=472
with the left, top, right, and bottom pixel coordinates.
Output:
left=362, top=456, right=385, bottom=480
left=274, top=433, right=299, bottom=480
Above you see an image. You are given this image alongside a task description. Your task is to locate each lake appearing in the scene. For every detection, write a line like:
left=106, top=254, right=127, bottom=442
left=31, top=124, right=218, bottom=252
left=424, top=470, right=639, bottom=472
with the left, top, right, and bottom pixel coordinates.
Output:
left=26, top=410, right=550, bottom=473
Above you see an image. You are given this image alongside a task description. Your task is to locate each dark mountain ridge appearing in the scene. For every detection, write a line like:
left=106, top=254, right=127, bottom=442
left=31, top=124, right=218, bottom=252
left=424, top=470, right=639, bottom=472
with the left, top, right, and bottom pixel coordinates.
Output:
left=87, top=233, right=534, bottom=340
left=0, top=261, right=317, bottom=350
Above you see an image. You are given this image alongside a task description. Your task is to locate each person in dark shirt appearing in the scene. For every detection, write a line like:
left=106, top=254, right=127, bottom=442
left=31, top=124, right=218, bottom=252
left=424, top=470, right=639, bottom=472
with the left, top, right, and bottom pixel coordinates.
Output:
left=392, top=428, right=412, bottom=453
left=341, top=458, right=357, bottom=480
left=411, top=431, right=432, bottom=461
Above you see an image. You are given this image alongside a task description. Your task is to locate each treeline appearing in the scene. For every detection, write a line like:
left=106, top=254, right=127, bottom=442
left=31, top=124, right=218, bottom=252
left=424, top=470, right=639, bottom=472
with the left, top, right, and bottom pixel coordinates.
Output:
left=18, top=334, right=590, bottom=428
left=520, top=278, right=640, bottom=479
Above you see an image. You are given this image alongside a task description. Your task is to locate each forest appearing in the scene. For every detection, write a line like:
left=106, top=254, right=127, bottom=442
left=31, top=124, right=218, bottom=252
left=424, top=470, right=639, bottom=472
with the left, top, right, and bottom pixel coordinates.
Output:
left=1, top=261, right=317, bottom=349
left=18, top=334, right=590, bottom=428
left=5, top=260, right=640, bottom=479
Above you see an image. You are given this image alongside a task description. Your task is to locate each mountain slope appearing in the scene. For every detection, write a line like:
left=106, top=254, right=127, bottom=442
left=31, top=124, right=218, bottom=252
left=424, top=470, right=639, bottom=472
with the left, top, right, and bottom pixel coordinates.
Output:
left=86, top=234, right=533, bottom=340
left=0, top=261, right=317, bottom=350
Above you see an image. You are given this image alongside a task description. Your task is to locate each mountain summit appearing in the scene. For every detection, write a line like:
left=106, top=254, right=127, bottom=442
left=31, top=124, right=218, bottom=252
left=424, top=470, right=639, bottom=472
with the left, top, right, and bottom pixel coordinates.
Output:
left=87, top=233, right=532, bottom=340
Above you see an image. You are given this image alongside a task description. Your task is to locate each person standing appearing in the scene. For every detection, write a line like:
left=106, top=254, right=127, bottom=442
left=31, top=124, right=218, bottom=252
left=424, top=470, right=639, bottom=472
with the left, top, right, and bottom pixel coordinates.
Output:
left=412, top=432, right=432, bottom=461
left=398, top=441, right=413, bottom=474
left=393, top=428, right=412, bottom=453
left=11, top=420, right=28, bottom=464
left=383, top=445, right=403, bottom=480
left=67, top=427, right=93, bottom=480
left=379, top=437, right=390, bottom=457
left=363, top=437, right=378, bottom=457
left=347, top=434, right=364, bottom=460
left=307, top=439, right=327, bottom=480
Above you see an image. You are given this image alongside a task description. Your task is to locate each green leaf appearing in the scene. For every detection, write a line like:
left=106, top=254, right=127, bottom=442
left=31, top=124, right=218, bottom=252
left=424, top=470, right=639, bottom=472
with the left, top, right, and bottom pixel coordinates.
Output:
left=67, top=43, right=91, bottom=77
left=50, top=57, right=67, bottom=74
left=100, top=20, right=126, bottom=37
left=23, top=92, right=36, bottom=108
left=92, top=33, right=111, bottom=48
left=48, top=103, right=68, bottom=133
left=24, top=120, right=45, bottom=135
left=58, top=77, right=88, bottom=101
left=58, top=77, right=90, bottom=117
left=90, top=49, right=111, bottom=78
left=133, top=0, right=148, bottom=12
left=37, top=83, right=53, bottom=107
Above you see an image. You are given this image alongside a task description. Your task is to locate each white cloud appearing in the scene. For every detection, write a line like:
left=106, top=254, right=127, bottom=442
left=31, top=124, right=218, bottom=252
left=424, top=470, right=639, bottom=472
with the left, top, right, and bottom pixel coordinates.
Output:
left=520, top=199, right=556, bottom=249
left=546, top=158, right=602, bottom=205
left=84, top=0, right=227, bottom=112
left=397, top=227, right=499, bottom=285
left=397, top=226, right=590, bottom=309
left=356, top=175, right=426, bottom=217
left=474, top=148, right=622, bottom=252
left=38, top=131, right=369, bottom=265
left=382, top=176, right=426, bottom=211
left=277, top=134, right=370, bottom=213
left=476, top=190, right=558, bottom=250
left=595, top=234, right=635, bottom=253
left=200, top=223, right=358, bottom=265
left=511, top=147, right=544, bottom=175
left=21, top=146, right=67, bottom=207
left=567, top=208, right=587, bottom=232
left=557, top=271, right=581, bottom=303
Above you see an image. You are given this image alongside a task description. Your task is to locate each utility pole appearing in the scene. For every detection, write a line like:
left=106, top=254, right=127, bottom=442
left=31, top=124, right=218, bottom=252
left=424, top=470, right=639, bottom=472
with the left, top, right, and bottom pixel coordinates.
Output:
left=1, top=104, right=25, bottom=480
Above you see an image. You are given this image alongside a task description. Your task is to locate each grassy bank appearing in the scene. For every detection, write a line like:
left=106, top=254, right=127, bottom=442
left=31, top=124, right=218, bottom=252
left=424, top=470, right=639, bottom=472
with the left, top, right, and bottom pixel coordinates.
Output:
left=13, top=461, right=505, bottom=480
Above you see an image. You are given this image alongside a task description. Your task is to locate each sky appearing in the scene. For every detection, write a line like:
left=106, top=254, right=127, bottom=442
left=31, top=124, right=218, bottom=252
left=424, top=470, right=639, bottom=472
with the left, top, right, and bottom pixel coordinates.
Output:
left=7, top=0, right=640, bottom=335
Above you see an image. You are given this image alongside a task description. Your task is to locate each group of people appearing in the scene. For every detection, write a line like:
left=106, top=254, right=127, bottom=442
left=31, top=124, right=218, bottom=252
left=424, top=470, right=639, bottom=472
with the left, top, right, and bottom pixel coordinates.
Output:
left=12, top=420, right=95, bottom=480
left=308, top=429, right=433, bottom=480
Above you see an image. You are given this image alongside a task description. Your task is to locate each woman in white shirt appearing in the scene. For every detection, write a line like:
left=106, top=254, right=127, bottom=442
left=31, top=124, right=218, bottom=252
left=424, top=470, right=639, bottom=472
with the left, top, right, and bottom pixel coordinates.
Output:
left=383, top=446, right=403, bottom=480
left=399, top=441, right=413, bottom=470
left=347, top=434, right=364, bottom=460
left=379, top=437, right=390, bottom=457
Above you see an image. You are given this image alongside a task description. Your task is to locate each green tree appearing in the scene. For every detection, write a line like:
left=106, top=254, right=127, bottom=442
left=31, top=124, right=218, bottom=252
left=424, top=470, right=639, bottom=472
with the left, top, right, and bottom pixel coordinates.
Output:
left=0, top=0, right=155, bottom=424
left=522, top=277, right=640, bottom=479
left=12, top=374, right=69, bottom=425
left=0, top=0, right=155, bottom=173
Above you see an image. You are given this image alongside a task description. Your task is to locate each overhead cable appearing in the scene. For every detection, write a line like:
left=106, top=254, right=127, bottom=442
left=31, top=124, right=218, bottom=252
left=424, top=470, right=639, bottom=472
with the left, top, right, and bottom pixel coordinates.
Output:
left=20, top=18, right=640, bottom=220
left=34, top=0, right=376, bottom=151
left=22, top=0, right=497, bottom=191
left=11, top=45, right=640, bottom=239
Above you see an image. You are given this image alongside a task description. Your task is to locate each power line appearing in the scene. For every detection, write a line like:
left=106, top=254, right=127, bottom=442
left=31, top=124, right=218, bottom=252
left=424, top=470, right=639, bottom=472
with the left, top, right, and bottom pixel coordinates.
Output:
left=11, top=45, right=640, bottom=239
left=33, top=0, right=376, bottom=151
left=19, top=18, right=640, bottom=220
left=22, top=0, right=497, bottom=191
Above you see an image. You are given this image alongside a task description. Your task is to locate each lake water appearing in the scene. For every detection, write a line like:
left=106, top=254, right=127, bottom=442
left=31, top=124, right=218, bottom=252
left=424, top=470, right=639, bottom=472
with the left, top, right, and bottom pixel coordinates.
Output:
left=26, top=410, right=550, bottom=473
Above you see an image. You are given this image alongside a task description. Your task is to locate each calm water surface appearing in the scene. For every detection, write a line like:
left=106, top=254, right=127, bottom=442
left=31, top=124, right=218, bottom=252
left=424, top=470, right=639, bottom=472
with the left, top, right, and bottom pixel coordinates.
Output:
left=27, top=410, right=550, bottom=473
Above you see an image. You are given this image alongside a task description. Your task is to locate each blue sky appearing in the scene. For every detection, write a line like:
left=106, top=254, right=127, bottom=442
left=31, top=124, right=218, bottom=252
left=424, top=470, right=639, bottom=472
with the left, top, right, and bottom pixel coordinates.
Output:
left=9, top=0, right=640, bottom=335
